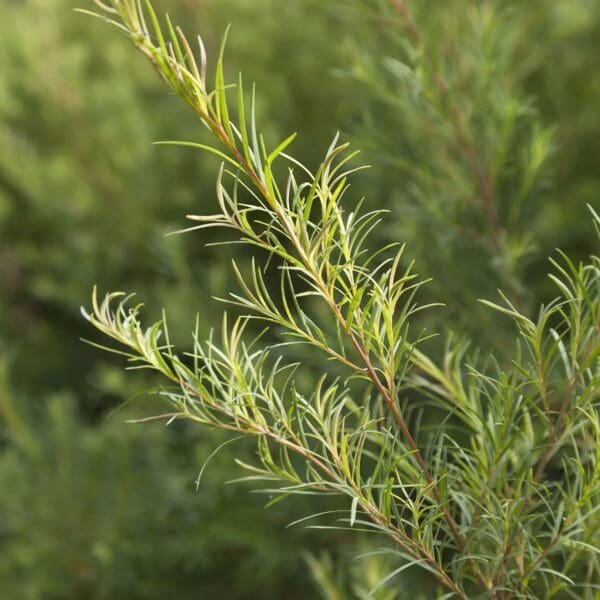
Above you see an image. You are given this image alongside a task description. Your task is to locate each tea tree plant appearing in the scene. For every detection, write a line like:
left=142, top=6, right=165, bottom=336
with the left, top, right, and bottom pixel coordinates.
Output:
left=82, top=1, right=600, bottom=597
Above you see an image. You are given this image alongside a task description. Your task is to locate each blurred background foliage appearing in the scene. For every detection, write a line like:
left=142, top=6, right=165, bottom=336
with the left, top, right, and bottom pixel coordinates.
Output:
left=0, top=0, right=598, bottom=597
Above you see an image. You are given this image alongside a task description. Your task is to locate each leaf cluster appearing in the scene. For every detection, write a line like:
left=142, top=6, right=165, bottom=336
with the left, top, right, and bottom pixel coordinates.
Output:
left=81, top=2, right=600, bottom=598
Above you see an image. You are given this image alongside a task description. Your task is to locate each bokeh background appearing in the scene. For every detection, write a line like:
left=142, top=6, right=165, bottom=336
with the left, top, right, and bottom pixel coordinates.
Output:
left=1, top=1, right=599, bottom=598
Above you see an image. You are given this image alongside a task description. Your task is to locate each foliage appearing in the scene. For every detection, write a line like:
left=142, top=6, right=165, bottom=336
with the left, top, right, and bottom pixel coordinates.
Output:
left=341, top=0, right=598, bottom=347
left=0, top=0, right=353, bottom=407
left=81, top=1, right=600, bottom=598
left=0, top=353, right=330, bottom=599
left=0, top=0, right=355, bottom=596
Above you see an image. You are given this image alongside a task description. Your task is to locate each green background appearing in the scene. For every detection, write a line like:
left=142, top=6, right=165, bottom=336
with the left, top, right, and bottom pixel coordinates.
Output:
left=1, top=1, right=598, bottom=597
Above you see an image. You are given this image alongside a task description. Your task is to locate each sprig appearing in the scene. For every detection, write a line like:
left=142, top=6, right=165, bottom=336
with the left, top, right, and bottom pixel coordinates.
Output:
left=81, top=2, right=600, bottom=597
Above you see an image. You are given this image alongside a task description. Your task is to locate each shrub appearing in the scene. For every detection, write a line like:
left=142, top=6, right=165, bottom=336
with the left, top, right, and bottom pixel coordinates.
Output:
left=82, top=1, right=599, bottom=597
